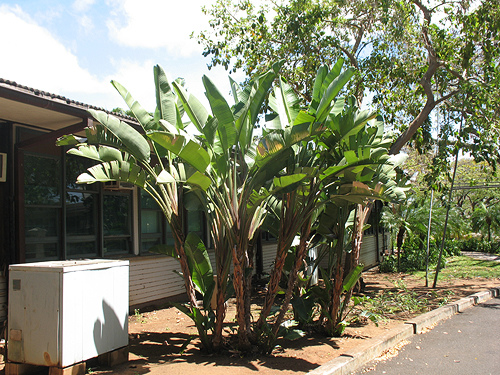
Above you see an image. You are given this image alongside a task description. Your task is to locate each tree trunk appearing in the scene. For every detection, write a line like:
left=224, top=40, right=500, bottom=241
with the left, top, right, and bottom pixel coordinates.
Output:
left=232, top=240, right=251, bottom=350
left=256, top=193, right=298, bottom=332
left=342, top=205, right=364, bottom=312
left=271, top=219, right=312, bottom=340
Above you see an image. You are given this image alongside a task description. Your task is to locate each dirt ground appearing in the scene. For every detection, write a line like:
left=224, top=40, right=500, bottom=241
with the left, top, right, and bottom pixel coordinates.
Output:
left=86, top=268, right=499, bottom=375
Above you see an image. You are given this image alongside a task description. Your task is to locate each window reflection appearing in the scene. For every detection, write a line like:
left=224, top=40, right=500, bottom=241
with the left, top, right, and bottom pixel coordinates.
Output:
left=24, top=154, right=61, bottom=205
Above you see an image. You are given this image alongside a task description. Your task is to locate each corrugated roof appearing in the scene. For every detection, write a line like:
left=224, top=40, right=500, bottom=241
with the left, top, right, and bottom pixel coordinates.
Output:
left=0, top=77, right=138, bottom=123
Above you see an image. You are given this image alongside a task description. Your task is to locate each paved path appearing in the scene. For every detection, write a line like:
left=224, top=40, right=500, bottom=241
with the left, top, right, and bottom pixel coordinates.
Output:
left=462, top=251, right=500, bottom=262
left=354, top=296, right=500, bottom=375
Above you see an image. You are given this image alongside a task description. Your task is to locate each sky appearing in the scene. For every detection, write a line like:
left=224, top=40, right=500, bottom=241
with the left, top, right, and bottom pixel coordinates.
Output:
left=0, top=0, right=244, bottom=112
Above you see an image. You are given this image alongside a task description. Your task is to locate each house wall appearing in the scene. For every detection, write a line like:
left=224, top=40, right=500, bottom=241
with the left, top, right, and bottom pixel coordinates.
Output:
left=129, top=255, right=185, bottom=307
left=128, top=243, right=280, bottom=309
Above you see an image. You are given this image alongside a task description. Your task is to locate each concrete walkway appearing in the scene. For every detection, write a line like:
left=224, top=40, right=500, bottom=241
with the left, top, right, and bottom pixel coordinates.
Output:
left=308, top=288, right=500, bottom=375
left=353, top=296, right=500, bottom=374
left=462, top=251, right=500, bottom=262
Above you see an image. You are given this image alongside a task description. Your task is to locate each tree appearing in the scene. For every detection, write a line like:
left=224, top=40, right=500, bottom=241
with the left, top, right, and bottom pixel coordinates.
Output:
left=57, top=66, right=217, bottom=351
left=471, top=202, right=500, bottom=242
left=196, top=0, right=500, bottom=160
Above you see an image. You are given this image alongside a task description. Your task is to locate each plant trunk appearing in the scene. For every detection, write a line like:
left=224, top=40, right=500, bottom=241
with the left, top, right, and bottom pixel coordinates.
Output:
left=212, top=235, right=231, bottom=350
left=342, top=205, right=364, bottom=312
left=256, top=193, right=297, bottom=331
left=396, top=226, right=406, bottom=272
left=232, top=241, right=251, bottom=350
left=271, top=219, right=312, bottom=340
left=245, top=240, right=256, bottom=340
left=326, top=206, right=347, bottom=336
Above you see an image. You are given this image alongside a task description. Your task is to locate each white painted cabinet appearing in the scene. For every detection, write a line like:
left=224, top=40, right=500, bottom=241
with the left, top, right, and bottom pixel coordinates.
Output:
left=8, top=259, right=129, bottom=368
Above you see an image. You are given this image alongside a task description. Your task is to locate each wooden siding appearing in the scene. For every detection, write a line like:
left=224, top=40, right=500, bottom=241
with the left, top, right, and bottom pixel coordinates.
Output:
left=127, top=232, right=387, bottom=309
left=359, top=235, right=378, bottom=269
left=262, top=243, right=277, bottom=274
left=129, top=255, right=185, bottom=307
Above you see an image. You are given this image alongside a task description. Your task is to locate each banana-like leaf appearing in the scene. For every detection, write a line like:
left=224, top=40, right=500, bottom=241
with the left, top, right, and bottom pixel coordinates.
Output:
left=68, top=144, right=125, bottom=164
left=88, top=109, right=151, bottom=162
left=255, top=132, right=285, bottom=164
left=184, top=232, right=214, bottom=297
left=342, top=264, right=363, bottom=292
left=172, top=80, right=209, bottom=134
left=148, top=131, right=210, bottom=173
left=316, top=68, right=355, bottom=123
left=310, top=59, right=345, bottom=113
left=186, top=171, right=211, bottom=191
left=310, top=65, right=329, bottom=111
left=56, top=134, right=85, bottom=146
left=76, top=160, right=147, bottom=188
left=111, top=81, right=157, bottom=131
left=202, top=75, right=236, bottom=149
left=157, top=170, right=176, bottom=184
left=154, top=65, right=178, bottom=128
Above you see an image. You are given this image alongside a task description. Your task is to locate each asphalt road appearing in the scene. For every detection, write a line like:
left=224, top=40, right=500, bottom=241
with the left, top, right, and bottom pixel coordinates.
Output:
left=354, top=296, right=500, bottom=375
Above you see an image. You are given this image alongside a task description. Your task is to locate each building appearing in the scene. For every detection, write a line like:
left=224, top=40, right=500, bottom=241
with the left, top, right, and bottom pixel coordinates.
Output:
left=0, top=78, right=388, bottom=323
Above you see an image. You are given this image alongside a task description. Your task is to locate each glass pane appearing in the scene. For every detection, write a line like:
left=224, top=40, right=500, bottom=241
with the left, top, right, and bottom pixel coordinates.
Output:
left=103, top=194, right=131, bottom=236
left=141, top=238, right=161, bottom=253
left=141, top=191, right=160, bottom=209
left=141, top=210, right=161, bottom=234
left=25, top=207, right=59, bottom=238
left=25, top=242, right=58, bottom=261
left=66, top=192, right=97, bottom=236
left=104, top=239, right=130, bottom=254
left=66, top=241, right=98, bottom=258
left=66, top=155, right=98, bottom=190
left=24, top=154, right=61, bottom=205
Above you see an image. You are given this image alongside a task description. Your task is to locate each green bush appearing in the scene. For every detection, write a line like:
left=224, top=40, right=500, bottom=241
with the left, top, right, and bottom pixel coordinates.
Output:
left=380, top=236, right=453, bottom=273
left=454, top=238, right=500, bottom=254
left=379, top=255, right=398, bottom=273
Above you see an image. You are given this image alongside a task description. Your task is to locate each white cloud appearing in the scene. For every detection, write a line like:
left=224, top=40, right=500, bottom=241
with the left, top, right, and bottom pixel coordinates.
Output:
left=72, top=0, right=96, bottom=13
left=106, top=58, right=157, bottom=111
left=0, top=5, right=117, bottom=108
left=106, top=0, right=213, bottom=57
left=77, top=14, right=94, bottom=32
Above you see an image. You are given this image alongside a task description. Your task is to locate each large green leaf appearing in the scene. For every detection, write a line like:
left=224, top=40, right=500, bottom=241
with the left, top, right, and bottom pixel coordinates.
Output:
left=88, top=109, right=151, bottom=162
left=148, top=131, right=210, bottom=173
left=154, top=65, right=178, bottom=127
left=202, top=75, right=237, bottom=150
left=315, top=68, right=355, bottom=122
left=172, top=80, right=209, bottom=134
left=56, top=134, right=85, bottom=146
left=76, top=160, right=147, bottom=188
left=111, top=81, right=157, bottom=131
left=184, top=233, right=214, bottom=297
left=67, top=145, right=124, bottom=163
left=342, top=264, right=363, bottom=292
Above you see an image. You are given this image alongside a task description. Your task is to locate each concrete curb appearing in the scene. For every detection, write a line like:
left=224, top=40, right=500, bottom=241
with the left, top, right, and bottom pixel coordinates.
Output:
left=308, top=286, right=499, bottom=375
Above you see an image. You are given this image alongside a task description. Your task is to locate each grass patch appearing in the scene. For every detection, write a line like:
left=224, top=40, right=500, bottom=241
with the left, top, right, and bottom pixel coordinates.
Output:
left=413, top=255, right=500, bottom=281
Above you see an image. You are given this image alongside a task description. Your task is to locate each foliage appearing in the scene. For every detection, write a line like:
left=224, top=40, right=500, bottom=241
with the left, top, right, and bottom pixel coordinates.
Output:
left=366, top=280, right=432, bottom=318
left=455, top=238, right=500, bottom=255
left=196, top=0, right=500, bottom=163
left=57, top=66, right=216, bottom=351
left=379, top=238, right=460, bottom=273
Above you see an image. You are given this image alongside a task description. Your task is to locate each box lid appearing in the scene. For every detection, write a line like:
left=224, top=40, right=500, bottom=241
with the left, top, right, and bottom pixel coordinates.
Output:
left=9, top=259, right=129, bottom=273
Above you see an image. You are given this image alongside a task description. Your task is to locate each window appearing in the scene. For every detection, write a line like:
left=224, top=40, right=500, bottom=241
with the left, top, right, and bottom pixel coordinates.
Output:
left=24, top=153, right=61, bottom=261
left=139, top=191, right=175, bottom=253
left=65, top=155, right=99, bottom=258
left=103, top=192, right=132, bottom=254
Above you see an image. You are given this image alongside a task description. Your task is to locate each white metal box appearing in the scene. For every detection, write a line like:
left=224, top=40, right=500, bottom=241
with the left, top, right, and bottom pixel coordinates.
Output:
left=8, top=259, right=129, bottom=368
